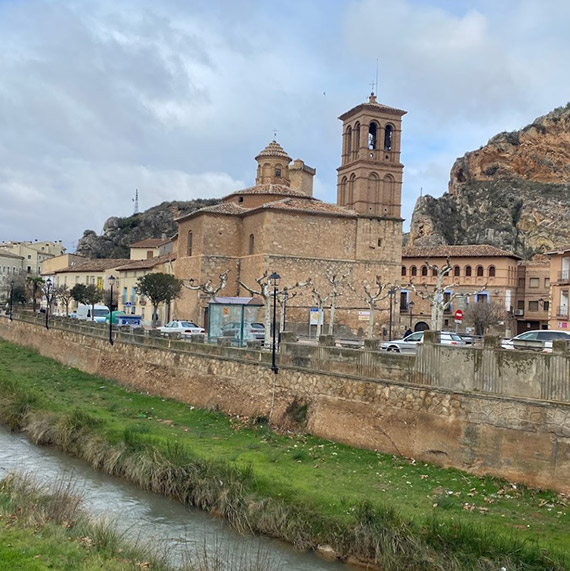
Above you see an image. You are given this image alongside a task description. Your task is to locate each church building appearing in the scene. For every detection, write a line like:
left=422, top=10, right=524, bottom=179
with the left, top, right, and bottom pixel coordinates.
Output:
left=174, top=94, right=406, bottom=333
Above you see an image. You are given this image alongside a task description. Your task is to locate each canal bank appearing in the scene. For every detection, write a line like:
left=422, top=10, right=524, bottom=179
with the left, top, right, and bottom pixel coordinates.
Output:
left=0, top=339, right=567, bottom=570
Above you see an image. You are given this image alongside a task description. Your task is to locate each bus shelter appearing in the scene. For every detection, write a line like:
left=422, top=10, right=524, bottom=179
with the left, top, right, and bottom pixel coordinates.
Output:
left=208, top=296, right=264, bottom=346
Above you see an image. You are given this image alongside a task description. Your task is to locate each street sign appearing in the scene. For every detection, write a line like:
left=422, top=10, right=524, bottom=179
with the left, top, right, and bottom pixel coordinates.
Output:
left=454, top=309, right=463, bottom=321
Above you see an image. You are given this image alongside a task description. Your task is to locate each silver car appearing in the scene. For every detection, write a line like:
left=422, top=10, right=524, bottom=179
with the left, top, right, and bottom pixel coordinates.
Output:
left=382, top=331, right=466, bottom=353
left=159, top=320, right=205, bottom=336
left=501, top=330, right=570, bottom=352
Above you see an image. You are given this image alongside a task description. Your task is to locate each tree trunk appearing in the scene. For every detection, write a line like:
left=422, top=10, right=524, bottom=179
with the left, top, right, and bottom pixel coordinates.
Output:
left=328, top=296, right=336, bottom=336
left=152, top=303, right=159, bottom=328
left=368, top=300, right=375, bottom=338
left=316, top=302, right=323, bottom=338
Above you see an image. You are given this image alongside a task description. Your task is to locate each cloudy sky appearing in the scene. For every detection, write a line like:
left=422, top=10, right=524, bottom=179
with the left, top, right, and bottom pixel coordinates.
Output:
left=1, top=0, right=569, bottom=251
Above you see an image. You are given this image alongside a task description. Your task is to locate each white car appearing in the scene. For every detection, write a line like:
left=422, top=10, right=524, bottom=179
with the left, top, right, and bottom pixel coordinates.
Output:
left=159, top=320, right=205, bottom=336
left=501, top=330, right=570, bottom=352
left=382, top=331, right=466, bottom=353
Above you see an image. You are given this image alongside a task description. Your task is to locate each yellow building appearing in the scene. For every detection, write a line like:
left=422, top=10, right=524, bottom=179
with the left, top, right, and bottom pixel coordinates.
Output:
left=0, top=240, right=65, bottom=275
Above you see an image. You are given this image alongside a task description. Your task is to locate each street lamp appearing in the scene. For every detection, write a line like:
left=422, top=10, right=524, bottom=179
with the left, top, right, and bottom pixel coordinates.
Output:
left=108, top=275, right=116, bottom=345
left=45, top=278, right=52, bottom=330
left=388, top=286, right=396, bottom=341
left=408, top=300, right=415, bottom=330
left=9, top=280, right=14, bottom=322
left=269, top=272, right=280, bottom=374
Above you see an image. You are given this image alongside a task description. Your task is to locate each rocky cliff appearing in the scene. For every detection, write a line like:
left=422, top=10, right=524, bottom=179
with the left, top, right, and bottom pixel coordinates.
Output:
left=77, top=199, right=219, bottom=258
left=410, top=103, right=570, bottom=257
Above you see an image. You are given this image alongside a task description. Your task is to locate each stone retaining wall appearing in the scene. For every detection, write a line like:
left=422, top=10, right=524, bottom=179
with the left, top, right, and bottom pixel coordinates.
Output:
left=2, top=315, right=570, bottom=494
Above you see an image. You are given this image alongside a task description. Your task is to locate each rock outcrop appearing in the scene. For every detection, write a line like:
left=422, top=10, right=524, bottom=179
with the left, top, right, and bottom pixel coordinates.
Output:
left=77, top=199, right=219, bottom=258
left=410, top=103, right=570, bottom=257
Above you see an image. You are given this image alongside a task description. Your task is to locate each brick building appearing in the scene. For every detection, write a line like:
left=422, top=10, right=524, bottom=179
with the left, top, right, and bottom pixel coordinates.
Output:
left=174, top=94, right=406, bottom=333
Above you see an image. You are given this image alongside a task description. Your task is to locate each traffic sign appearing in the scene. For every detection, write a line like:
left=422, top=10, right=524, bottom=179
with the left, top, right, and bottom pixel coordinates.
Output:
left=454, top=309, right=463, bottom=321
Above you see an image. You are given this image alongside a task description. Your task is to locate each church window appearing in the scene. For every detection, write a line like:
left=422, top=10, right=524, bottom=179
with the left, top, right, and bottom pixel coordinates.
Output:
left=411, top=265, right=417, bottom=277
left=476, top=265, right=484, bottom=277
left=249, top=234, right=254, bottom=255
left=348, top=174, right=356, bottom=207
left=187, top=231, right=193, bottom=257
left=401, top=266, right=407, bottom=277
left=432, top=267, right=438, bottom=277
left=465, top=265, right=472, bottom=277
left=346, top=126, right=352, bottom=156
left=238, top=196, right=244, bottom=203
left=453, top=265, right=460, bottom=277
left=488, top=265, right=496, bottom=277
left=384, top=125, right=393, bottom=150
left=339, top=176, right=347, bottom=205
left=368, top=122, right=378, bottom=150
left=353, top=123, right=360, bottom=156
left=421, top=265, right=428, bottom=277
left=275, top=166, right=281, bottom=177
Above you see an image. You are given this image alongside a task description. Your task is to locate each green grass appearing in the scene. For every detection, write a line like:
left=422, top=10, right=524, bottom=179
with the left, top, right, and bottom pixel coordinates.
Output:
left=0, top=339, right=569, bottom=569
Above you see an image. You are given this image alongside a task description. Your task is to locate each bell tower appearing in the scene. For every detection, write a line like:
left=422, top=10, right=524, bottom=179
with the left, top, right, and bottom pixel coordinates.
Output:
left=337, top=93, right=406, bottom=217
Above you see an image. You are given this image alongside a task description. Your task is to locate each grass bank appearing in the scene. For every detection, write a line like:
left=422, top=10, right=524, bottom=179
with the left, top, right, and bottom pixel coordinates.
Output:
left=0, top=339, right=568, bottom=570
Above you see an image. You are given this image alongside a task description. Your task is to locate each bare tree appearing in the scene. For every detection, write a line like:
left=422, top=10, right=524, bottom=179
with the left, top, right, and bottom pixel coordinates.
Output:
left=464, top=301, right=505, bottom=336
left=363, top=276, right=392, bottom=338
left=408, top=257, right=486, bottom=330
left=183, top=270, right=230, bottom=301
left=55, top=285, right=73, bottom=316
left=309, top=282, right=329, bottom=338
left=238, top=272, right=274, bottom=346
left=326, top=272, right=350, bottom=335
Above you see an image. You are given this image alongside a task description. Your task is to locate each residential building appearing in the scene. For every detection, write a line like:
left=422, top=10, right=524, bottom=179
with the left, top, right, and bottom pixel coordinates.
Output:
left=515, top=256, right=550, bottom=333
left=129, top=237, right=173, bottom=261
left=0, top=240, right=65, bottom=275
left=0, top=248, right=24, bottom=300
left=401, top=245, right=521, bottom=336
left=547, top=246, right=570, bottom=331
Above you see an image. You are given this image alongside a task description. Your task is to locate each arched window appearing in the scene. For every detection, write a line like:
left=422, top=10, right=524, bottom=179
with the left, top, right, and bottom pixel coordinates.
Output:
left=411, top=265, right=417, bottom=277
left=465, top=265, right=472, bottom=277
left=384, top=125, right=393, bottom=150
left=187, top=231, right=193, bottom=257
left=346, top=126, right=352, bottom=156
left=262, top=162, right=271, bottom=179
left=339, top=176, right=347, bottom=205
left=353, top=122, right=360, bottom=157
left=383, top=174, right=394, bottom=215
left=368, top=172, right=379, bottom=210
left=401, top=266, right=407, bottom=277
left=432, top=267, right=438, bottom=277
left=368, top=122, right=378, bottom=150
left=453, top=265, right=460, bottom=277
left=347, top=174, right=355, bottom=207
left=476, top=265, right=484, bottom=277
left=488, top=265, right=496, bottom=277
left=249, top=234, right=254, bottom=255
left=421, top=265, right=428, bottom=277
left=275, top=165, right=282, bottom=177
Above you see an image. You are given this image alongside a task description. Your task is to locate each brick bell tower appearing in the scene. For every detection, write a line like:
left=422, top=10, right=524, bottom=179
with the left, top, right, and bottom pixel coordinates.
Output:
left=337, top=93, right=406, bottom=218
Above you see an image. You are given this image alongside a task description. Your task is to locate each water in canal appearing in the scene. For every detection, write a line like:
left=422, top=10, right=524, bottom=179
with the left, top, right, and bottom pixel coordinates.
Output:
left=0, top=426, right=347, bottom=569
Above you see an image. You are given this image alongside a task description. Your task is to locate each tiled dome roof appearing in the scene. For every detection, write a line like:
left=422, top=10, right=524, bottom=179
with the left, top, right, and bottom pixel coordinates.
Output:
left=255, top=140, right=291, bottom=161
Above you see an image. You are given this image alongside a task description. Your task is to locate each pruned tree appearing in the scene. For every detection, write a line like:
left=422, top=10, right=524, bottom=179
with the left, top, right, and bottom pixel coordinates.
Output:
left=325, top=271, right=350, bottom=335
left=309, top=282, right=329, bottom=338
left=137, top=272, right=182, bottom=327
left=238, top=272, right=273, bottom=347
left=83, top=285, right=103, bottom=321
left=408, top=257, right=487, bottom=330
left=464, top=301, right=505, bottom=336
left=363, top=276, right=392, bottom=338
left=183, top=270, right=230, bottom=300
left=55, top=284, right=73, bottom=316
left=278, top=287, right=297, bottom=333
left=70, top=283, right=89, bottom=305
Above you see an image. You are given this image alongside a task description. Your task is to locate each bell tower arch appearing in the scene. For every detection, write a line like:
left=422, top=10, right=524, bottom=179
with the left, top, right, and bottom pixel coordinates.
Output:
left=337, top=93, right=406, bottom=218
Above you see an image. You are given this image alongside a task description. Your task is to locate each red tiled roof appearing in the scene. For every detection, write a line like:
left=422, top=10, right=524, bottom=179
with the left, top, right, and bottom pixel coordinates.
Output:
left=255, top=140, right=291, bottom=161
left=114, top=252, right=176, bottom=271
left=258, top=197, right=356, bottom=216
left=226, top=183, right=310, bottom=199
left=54, top=258, right=130, bottom=273
left=403, top=245, right=521, bottom=259
left=129, top=238, right=170, bottom=248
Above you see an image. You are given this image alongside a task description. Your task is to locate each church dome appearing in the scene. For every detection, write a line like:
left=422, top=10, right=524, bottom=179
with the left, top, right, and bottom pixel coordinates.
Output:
left=255, top=140, right=291, bottom=162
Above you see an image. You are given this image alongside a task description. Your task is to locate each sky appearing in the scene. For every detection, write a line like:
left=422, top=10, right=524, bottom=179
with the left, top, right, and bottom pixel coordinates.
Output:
left=1, top=0, right=569, bottom=252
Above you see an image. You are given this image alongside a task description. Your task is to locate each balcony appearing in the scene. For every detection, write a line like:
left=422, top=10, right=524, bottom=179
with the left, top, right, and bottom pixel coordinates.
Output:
left=557, top=271, right=570, bottom=284
left=556, top=306, right=569, bottom=318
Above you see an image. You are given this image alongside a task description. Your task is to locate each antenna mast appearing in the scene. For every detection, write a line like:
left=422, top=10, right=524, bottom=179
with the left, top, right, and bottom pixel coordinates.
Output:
left=133, top=189, right=139, bottom=215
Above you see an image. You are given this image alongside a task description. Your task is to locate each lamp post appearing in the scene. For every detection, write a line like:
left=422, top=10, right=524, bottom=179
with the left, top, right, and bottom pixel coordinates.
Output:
left=9, top=280, right=14, bottom=322
left=388, top=287, right=396, bottom=341
left=108, top=275, right=115, bottom=345
left=269, top=272, right=280, bottom=374
left=408, top=300, right=415, bottom=330
left=45, top=278, right=52, bottom=329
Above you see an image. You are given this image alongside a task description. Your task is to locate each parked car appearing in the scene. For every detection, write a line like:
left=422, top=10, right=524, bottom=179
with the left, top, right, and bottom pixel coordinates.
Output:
left=221, top=321, right=265, bottom=343
left=382, top=331, right=466, bottom=353
left=158, top=320, right=205, bottom=336
left=501, top=330, right=570, bottom=352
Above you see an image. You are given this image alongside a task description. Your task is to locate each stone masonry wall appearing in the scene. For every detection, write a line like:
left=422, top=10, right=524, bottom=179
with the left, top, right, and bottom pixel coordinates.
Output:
left=2, top=315, right=570, bottom=494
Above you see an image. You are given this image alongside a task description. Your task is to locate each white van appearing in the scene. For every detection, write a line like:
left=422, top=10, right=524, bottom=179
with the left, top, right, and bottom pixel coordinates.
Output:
left=76, top=304, right=110, bottom=322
